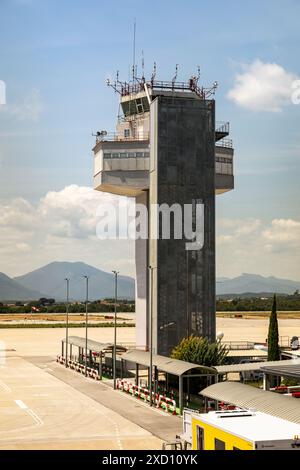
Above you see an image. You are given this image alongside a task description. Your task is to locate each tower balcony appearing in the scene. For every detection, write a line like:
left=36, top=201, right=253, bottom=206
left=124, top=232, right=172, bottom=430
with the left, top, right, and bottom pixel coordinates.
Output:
left=215, top=139, right=234, bottom=194
left=93, top=137, right=234, bottom=197
left=215, top=121, right=230, bottom=142
left=93, top=138, right=150, bottom=196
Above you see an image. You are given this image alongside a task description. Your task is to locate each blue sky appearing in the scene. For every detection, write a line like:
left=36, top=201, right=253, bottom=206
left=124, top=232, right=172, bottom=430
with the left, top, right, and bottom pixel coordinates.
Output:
left=0, top=0, right=300, bottom=280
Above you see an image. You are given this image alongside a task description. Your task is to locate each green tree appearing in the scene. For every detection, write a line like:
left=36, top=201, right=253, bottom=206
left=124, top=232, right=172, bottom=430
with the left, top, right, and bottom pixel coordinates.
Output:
left=171, top=335, right=228, bottom=367
left=267, top=294, right=280, bottom=361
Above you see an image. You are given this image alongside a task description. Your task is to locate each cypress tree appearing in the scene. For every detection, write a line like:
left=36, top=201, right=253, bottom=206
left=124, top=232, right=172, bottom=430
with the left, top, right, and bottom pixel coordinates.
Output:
left=267, top=294, right=280, bottom=361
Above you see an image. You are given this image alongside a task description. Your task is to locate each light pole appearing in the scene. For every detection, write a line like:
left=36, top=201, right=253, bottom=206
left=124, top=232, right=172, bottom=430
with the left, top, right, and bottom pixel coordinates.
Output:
left=112, top=270, right=119, bottom=390
left=186, top=250, right=189, bottom=337
left=148, top=265, right=154, bottom=407
left=83, top=275, right=89, bottom=377
left=65, top=278, right=70, bottom=368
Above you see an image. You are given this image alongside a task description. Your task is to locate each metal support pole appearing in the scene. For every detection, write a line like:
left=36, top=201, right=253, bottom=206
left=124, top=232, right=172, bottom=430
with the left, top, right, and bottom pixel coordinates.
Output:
left=186, top=250, right=190, bottom=337
left=135, top=363, right=139, bottom=386
left=84, top=275, right=89, bottom=377
left=70, top=344, right=72, bottom=361
left=154, top=366, right=158, bottom=397
left=99, top=353, right=102, bottom=379
left=148, top=265, right=154, bottom=406
left=112, top=270, right=119, bottom=390
left=204, top=397, right=208, bottom=413
left=179, top=376, right=183, bottom=415
left=65, top=278, right=70, bottom=368
left=263, top=373, right=270, bottom=391
left=61, top=340, right=64, bottom=357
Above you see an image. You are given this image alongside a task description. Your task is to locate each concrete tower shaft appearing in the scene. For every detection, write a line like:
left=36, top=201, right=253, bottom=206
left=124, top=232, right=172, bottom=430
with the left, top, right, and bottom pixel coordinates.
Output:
left=93, top=76, right=234, bottom=356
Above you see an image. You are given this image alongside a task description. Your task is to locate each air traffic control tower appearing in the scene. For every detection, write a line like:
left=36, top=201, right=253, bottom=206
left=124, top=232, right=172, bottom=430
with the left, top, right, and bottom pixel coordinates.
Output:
left=93, top=68, right=234, bottom=356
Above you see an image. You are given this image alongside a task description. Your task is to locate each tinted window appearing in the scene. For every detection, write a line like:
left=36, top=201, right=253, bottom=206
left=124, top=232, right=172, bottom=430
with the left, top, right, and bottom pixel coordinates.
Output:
left=196, top=426, right=204, bottom=450
left=214, top=438, right=225, bottom=450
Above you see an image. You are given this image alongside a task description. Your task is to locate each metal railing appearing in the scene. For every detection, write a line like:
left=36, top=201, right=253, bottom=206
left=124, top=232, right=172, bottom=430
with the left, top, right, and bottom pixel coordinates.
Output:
left=95, top=132, right=149, bottom=143
left=223, top=338, right=292, bottom=351
left=116, top=78, right=217, bottom=100
left=216, top=138, right=233, bottom=149
left=216, top=121, right=230, bottom=134
left=222, top=341, right=255, bottom=350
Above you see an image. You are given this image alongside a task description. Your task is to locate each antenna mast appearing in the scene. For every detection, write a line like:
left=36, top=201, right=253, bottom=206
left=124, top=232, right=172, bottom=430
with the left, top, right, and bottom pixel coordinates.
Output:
left=132, top=19, right=136, bottom=83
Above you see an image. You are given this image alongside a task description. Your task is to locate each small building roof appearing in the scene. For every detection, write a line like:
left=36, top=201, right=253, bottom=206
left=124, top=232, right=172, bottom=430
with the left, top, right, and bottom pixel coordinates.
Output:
left=201, top=382, right=300, bottom=425
left=227, top=349, right=267, bottom=358
left=196, top=410, right=300, bottom=443
left=63, top=336, right=126, bottom=353
left=121, top=349, right=217, bottom=377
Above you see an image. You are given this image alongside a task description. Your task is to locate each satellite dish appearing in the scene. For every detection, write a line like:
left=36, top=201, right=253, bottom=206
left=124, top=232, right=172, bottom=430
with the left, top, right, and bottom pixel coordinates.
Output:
left=216, top=331, right=224, bottom=342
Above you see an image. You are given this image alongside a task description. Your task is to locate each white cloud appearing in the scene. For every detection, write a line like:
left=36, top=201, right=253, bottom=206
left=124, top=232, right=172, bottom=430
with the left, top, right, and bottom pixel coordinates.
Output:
left=0, top=185, right=135, bottom=277
left=217, top=217, right=300, bottom=280
left=38, top=184, right=134, bottom=239
left=16, top=242, right=31, bottom=252
left=0, top=197, right=36, bottom=229
left=228, top=60, right=299, bottom=112
left=1, top=188, right=300, bottom=281
left=262, top=219, right=300, bottom=246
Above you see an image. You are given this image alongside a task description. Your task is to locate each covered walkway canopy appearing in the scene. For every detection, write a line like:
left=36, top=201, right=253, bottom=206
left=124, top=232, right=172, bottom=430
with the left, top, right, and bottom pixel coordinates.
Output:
left=121, top=349, right=217, bottom=413
left=215, top=358, right=300, bottom=375
left=63, top=336, right=126, bottom=354
left=201, top=382, right=300, bottom=425
left=260, top=363, right=300, bottom=381
left=122, top=349, right=216, bottom=376
left=61, top=336, right=127, bottom=379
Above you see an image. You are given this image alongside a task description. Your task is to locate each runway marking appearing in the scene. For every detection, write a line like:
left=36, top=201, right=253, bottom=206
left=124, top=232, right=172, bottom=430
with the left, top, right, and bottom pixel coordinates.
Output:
left=26, top=409, right=43, bottom=427
left=0, top=380, right=11, bottom=393
left=15, top=400, right=27, bottom=410
left=15, top=400, right=43, bottom=427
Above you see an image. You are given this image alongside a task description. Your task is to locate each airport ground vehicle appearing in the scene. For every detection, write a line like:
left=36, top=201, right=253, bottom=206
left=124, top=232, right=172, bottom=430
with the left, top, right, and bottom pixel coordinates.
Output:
left=182, top=409, right=300, bottom=450
left=291, top=336, right=300, bottom=350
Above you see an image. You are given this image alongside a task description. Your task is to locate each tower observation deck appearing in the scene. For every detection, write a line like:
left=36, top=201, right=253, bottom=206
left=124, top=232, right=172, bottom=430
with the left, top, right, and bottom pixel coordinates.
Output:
left=92, top=70, right=234, bottom=356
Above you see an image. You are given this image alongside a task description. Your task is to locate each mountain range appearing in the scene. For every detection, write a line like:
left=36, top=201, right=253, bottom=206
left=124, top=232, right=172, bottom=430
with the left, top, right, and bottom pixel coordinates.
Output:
left=216, top=273, right=300, bottom=296
left=0, top=262, right=135, bottom=301
left=0, top=272, right=48, bottom=301
left=13, top=262, right=135, bottom=301
left=0, top=263, right=299, bottom=301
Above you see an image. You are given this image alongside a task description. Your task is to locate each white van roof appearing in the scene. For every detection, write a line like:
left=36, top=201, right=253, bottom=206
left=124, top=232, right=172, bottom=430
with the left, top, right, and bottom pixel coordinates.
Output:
left=196, top=410, right=300, bottom=443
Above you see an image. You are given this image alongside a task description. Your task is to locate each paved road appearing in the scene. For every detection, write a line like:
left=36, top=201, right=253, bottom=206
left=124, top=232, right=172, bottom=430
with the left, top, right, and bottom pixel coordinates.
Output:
left=0, top=356, right=165, bottom=450
left=27, top=355, right=182, bottom=443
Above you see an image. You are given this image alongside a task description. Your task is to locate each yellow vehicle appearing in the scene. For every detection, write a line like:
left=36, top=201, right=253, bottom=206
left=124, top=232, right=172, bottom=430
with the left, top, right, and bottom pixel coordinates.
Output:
left=182, top=409, right=300, bottom=450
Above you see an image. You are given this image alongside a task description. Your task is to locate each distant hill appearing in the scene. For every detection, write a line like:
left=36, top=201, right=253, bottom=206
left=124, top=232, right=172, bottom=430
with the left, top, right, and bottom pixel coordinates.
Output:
left=2, top=264, right=299, bottom=302
left=0, top=273, right=46, bottom=301
left=14, top=261, right=135, bottom=301
left=216, top=273, right=300, bottom=296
